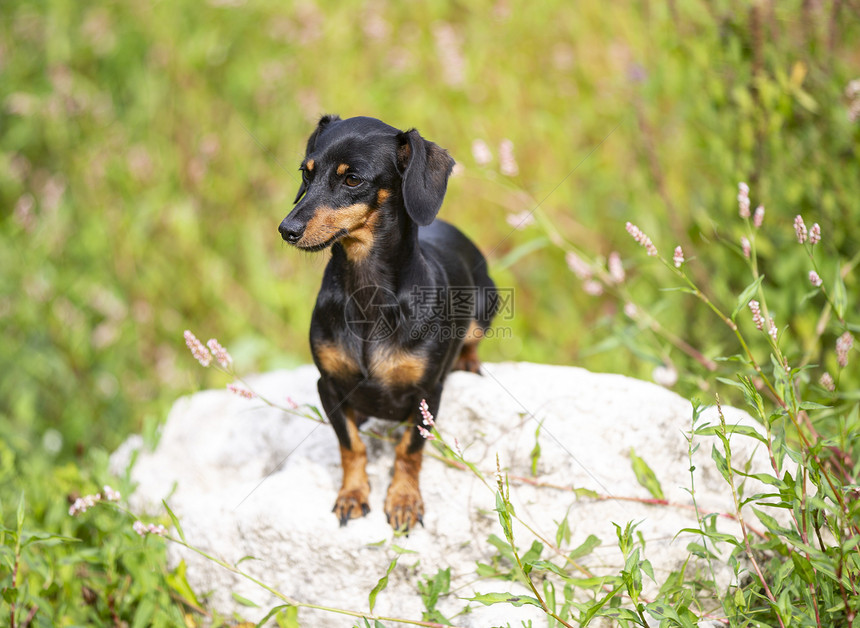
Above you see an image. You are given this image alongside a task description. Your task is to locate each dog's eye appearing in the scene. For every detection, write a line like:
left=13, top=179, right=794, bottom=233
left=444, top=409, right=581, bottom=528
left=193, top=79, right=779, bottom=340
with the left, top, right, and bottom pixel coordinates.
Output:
left=344, top=174, right=362, bottom=187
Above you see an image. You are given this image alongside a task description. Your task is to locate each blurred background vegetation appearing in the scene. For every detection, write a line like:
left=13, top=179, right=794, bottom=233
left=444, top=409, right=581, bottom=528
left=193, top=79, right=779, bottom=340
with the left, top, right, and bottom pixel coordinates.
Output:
left=1, top=0, right=858, bottom=623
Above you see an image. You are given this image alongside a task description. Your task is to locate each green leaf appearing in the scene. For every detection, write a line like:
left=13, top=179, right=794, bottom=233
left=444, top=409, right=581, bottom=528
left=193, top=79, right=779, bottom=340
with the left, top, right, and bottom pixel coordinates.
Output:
left=495, top=237, right=549, bottom=270
left=269, top=605, right=299, bottom=628
left=166, top=560, right=201, bottom=608
left=790, top=552, right=815, bottom=584
left=418, top=567, right=450, bottom=616
left=678, top=527, right=740, bottom=547
left=369, top=556, right=398, bottom=612
left=16, top=492, right=25, bottom=535
left=695, top=423, right=767, bottom=444
left=581, top=584, right=624, bottom=624
left=752, top=507, right=794, bottom=537
left=495, top=492, right=513, bottom=539
left=599, top=607, right=645, bottom=621
left=131, top=599, right=155, bottom=628
left=554, top=508, right=571, bottom=548
left=732, top=275, right=765, bottom=321
left=21, top=532, right=80, bottom=548
left=711, top=445, right=731, bottom=484
left=469, top=592, right=543, bottom=608
left=232, top=592, right=259, bottom=607
left=568, top=534, right=601, bottom=560
left=799, top=401, right=831, bottom=411
left=522, top=540, right=543, bottom=565
left=715, top=376, right=746, bottom=390
left=236, top=555, right=259, bottom=566
left=530, top=422, right=542, bottom=477
left=530, top=560, right=570, bottom=579
left=389, top=544, right=418, bottom=555
left=630, top=448, right=665, bottom=500
left=792, top=87, right=819, bottom=112
left=162, top=500, right=184, bottom=543
left=832, top=273, right=847, bottom=319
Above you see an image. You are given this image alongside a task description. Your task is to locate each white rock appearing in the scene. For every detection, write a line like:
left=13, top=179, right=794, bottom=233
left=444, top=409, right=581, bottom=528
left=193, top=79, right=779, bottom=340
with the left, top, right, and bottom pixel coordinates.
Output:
left=111, top=363, right=771, bottom=627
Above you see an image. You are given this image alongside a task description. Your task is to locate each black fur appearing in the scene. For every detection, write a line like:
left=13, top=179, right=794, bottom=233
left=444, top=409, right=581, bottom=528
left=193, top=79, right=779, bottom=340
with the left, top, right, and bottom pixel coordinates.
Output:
left=279, top=115, right=497, bottom=530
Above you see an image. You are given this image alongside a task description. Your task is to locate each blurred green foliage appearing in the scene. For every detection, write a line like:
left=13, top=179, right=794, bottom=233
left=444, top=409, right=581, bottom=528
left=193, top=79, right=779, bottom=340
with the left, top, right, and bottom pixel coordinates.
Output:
left=1, top=0, right=859, bottom=623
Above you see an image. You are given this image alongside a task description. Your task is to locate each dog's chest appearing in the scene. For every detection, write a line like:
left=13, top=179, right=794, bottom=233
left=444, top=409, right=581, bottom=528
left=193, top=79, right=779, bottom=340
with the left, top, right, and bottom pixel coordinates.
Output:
left=313, top=340, right=427, bottom=389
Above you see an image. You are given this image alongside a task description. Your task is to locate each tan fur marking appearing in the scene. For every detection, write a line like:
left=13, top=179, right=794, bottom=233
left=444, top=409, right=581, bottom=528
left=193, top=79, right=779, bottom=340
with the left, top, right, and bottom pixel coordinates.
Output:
left=335, top=415, right=370, bottom=523
left=315, top=341, right=360, bottom=378
left=384, top=426, right=424, bottom=530
left=463, top=319, right=484, bottom=344
left=337, top=163, right=350, bottom=176
left=371, top=349, right=427, bottom=388
left=306, top=159, right=315, bottom=171
left=376, top=189, right=391, bottom=205
left=340, top=418, right=368, bottom=485
left=298, top=203, right=371, bottom=249
left=341, top=209, right=379, bottom=262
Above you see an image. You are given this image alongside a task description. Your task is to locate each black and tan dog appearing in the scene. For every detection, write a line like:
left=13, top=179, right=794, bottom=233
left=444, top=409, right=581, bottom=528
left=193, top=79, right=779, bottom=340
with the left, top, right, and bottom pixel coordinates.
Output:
left=279, top=115, right=497, bottom=531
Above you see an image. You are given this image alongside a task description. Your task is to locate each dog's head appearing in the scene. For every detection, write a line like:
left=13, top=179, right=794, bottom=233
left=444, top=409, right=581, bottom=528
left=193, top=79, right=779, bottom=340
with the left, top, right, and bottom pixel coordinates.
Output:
left=278, top=115, right=455, bottom=259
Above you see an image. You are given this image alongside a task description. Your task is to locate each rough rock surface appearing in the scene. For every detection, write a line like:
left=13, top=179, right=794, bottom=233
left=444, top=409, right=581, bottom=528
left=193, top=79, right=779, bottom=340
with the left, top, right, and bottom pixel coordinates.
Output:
left=111, top=362, right=766, bottom=627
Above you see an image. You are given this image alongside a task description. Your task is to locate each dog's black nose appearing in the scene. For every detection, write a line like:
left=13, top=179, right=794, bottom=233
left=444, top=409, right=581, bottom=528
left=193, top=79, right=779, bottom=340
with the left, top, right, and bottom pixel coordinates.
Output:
left=279, top=220, right=305, bottom=244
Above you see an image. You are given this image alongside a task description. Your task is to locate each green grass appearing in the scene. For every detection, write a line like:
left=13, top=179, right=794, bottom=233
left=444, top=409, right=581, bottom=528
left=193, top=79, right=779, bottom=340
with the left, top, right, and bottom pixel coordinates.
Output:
left=2, top=0, right=859, bottom=625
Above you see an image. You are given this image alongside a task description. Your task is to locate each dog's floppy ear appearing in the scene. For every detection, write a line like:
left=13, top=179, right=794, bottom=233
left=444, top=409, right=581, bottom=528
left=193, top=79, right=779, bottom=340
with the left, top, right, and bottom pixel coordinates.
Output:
left=305, top=114, right=340, bottom=154
left=294, top=114, right=341, bottom=203
left=396, top=129, right=455, bottom=226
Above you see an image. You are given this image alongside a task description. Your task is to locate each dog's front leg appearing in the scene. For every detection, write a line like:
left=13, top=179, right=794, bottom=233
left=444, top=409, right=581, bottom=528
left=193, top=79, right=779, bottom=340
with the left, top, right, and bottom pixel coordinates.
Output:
left=384, top=386, right=442, bottom=531
left=318, top=378, right=370, bottom=526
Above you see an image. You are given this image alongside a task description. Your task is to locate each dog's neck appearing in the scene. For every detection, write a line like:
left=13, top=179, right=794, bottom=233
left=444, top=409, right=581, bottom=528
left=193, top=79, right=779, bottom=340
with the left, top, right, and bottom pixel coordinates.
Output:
left=332, top=205, right=425, bottom=296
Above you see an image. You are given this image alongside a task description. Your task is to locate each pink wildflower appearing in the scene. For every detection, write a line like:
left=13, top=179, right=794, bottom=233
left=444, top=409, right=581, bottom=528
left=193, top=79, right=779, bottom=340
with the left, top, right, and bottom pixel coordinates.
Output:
left=133, top=521, right=168, bottom=537
left=419, top=399, right=435, bottom=427
left=608, top=251, right=625, bottom=283
left=837, top=332, right=854, bottom=368
left=819, top=372, right=835, bottom=392
left=673, top=246, right=684, bottom=268
left=768, top=317, right=778, bottom=341
left=737, top=182, right=751, bottom=218
left=206, top=338, right=232, bottom=368
left=499, top=139, right=519, bottom=176
left=69, top=492, right=101, bottom=516
left=809, top=271, right=822, bottom=287
left=417, top=424, right=436, bottom=441
left=505, top=210, right=535, bottom=230
left=794, top=215, right=808, bottom=244
left=565, top=251, right=592, bottom=280
left=103, top=485, right=121, bottom=502
left=285, top=396, right=299, bottom=409
left=583, top=280, right=604, bottom=296
left=227, top=383, right=255, bottom=399
left=184, top=330, right=212, bottom=367
left=625, top=222, right=657, bottom=256
left=471, top=139, right=492, bottom=166
left=809, top=223, right=821, bottom=245
left=753, top=205, right=765, bottom=228
left=623, top=302, right=638, bottom=318
left=741, top=236, right=751, bottom=259
left=749, top=300, right=764, bottom=330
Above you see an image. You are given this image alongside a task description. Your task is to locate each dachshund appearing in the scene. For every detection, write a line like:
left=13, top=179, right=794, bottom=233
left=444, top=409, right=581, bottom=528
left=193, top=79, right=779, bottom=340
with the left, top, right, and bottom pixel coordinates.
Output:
left=279, top=115, right=497, bottom=530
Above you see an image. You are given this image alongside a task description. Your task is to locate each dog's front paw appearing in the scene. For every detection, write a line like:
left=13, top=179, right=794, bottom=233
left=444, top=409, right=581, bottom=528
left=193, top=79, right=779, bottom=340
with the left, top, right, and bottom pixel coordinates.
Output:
left=333, top=488, right=370, bottom=526
left=453, top=342, right=482, bottom=374
left=384, top=483, right=424, bottom=532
